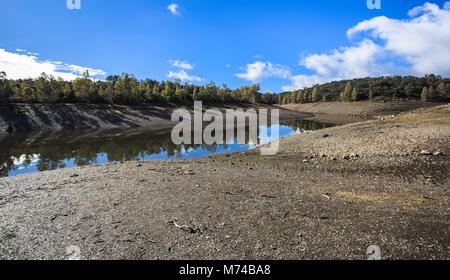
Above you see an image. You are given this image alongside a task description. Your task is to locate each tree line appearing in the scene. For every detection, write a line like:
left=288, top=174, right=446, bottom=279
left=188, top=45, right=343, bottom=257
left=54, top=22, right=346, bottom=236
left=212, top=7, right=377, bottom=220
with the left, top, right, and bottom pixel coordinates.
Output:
left=278, top=75, right=450, bottom=104
left=0, top=71, right=278, bottom=105
left=0, top=71, right=448, bottom=106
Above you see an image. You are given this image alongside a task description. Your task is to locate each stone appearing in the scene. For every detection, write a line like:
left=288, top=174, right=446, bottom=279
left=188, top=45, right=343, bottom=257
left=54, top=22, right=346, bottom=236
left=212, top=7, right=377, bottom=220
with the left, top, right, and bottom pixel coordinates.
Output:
left=420, top=150, right=432, bottom=156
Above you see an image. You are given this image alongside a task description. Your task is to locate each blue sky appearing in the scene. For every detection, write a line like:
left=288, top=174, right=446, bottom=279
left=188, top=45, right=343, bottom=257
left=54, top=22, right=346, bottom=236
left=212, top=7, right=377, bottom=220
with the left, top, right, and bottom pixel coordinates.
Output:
left=0, top=0, right=449, bottom=92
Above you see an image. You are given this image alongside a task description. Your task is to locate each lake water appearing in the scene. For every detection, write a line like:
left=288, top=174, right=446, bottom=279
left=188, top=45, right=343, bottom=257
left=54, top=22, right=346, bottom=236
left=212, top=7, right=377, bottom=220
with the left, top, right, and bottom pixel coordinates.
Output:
left=0, top=119, right=333, bottom=177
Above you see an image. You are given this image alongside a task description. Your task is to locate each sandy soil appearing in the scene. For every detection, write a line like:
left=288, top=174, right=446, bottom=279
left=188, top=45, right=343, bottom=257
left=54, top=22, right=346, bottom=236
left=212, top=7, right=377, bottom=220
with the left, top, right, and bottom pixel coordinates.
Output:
left=0, top=104, right=448, bottom=260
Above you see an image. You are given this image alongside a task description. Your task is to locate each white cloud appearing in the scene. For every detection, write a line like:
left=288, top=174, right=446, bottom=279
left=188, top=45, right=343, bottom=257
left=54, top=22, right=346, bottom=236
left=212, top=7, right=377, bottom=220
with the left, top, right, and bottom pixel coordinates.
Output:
left=347, top=2, right=450, bottom=76
left=0, top=48, right=106, bottom=80
left=170, top=59, right=194, bottom=70
left=167, top=70, right=203, bottom=82
left=280, top=2, right=450, bottom=90
left=235, top=61, right=291, bottom=83
left=167, top=3, right=180, bottom=15
left=16, top=48, right=26, bottom=52
left=226, top=64, right=231, bottom=68
left=445, top=1, right=450, bottom=10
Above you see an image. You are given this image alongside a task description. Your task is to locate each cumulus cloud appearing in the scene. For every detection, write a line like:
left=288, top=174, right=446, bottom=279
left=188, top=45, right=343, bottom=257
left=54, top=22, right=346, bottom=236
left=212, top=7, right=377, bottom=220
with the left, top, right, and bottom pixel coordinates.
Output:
left=170, top=59, right=194, bottom=70
left=280, top=2, right=450, bottom=91
left=168, top=70, right=203, bottom=82
left=0, top=48, right=106, bottom=80
left=235, top=61, right=291, bottom=83
left=167, top=3, right=180, bottom=15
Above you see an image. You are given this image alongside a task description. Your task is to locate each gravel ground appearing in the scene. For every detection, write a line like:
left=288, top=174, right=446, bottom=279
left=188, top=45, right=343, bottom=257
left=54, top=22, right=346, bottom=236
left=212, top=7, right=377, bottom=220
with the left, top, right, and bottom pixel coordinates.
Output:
left=0, top=105, right=448, bottom=260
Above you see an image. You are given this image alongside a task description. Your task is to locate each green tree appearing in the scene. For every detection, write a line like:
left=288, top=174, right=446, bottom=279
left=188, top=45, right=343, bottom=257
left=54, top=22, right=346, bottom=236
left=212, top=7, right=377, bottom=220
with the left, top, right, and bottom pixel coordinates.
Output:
left=63, top=83, right=74, bottom=101
left=296, top=90, right=303, bottom=103
left=428, top=86, right=435, bottom=100
left=344, top=82, right=352, bottom=101
left=35, top=73, right=53, bottom=103
left=421, top=87, right=429, bottom=101
left=369, top=89, right=374, bottom=100
left=351, top=87, right=359, bottom=101
left=21, top=82, right=35, bottom=103
left=311, top=87, right=318, bottom=103
left=73, top=77, right=95, bottom=103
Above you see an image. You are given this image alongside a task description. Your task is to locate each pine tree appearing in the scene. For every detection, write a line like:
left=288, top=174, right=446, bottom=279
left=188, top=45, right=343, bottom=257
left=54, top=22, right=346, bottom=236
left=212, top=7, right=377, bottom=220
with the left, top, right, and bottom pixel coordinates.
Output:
left=428, top=86, right=434, bottom=100
left=339, top=91, right=345, bottom=101
left=351, top=88, right=358, bottom=101
left=193, top=87, right=199, bottom=101
left=303, top=91, right=309, bottom=103
left=369, top=89, right=374, bottom=100
left=63, top=83, right=73, bottom=101
left=278, top=94, right=282, bottom=105
left=296, top=90, right=302, bottom=103
left=421, top=87, right=428, bottom=101
left=22, top=86, right=35, bottom=103
left=344, top=82, right=352, bottom=101
left=311, top=87, right=318, bottom=103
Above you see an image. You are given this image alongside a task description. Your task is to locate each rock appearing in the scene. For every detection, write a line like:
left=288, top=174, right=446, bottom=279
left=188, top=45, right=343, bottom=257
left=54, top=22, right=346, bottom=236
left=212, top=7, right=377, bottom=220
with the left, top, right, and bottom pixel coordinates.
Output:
left=322, top=134, right=330, bottom=138
left=433, top=151, right=442, bottom=156
left=420, top=150, right=432, bottom=156
left=342, top=155, right=350, bottom=160
left=330, top=157, right=337, bottom=161
left=302, top=159, right=308, bottom=163
left=350, top=153, right=359, bottom=158
left=320, top=153, right=327, bottom=158
left=70, top=173, right=79, bottom=178
left=136, top=163, right=142, bottom=167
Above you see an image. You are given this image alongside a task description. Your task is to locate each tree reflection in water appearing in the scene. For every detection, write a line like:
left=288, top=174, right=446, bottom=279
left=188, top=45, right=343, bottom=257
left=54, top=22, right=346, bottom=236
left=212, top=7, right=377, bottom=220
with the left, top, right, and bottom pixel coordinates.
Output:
left=0, top=119, right=333, bottom=177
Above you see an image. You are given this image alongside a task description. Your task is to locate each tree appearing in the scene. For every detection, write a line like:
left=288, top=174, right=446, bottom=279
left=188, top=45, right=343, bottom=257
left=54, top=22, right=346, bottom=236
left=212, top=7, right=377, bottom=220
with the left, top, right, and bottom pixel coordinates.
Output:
left=421, top=87, right=429, bottom=101
left=73, top=76, right=95, bottom=103
left=193, top=87, right=199, bottom=101
left=291, top=91, right=298, bottom=103
left=303, top=91, right=309, bottom=103
left=21, top=85, right=35, bottom=103
left=311, top=87, right=318, bottom=103
left=437, top=81, right=449, bottom=99
left=428, top=86, right=435, bottom=100
left=35, top=73, right=53, bottom=103
left=296, top=90, right=303, bottom=103
left=369, top=89, right=374, bottom=100
left=339, top=91, right=345, bottom=101
left=351, top=88, right=359, bottom=101
left=63, top=83, right=74, bottom=101
left=282, top=96, right=288, bottom=105
left=344, top=82, right=352, bottom=101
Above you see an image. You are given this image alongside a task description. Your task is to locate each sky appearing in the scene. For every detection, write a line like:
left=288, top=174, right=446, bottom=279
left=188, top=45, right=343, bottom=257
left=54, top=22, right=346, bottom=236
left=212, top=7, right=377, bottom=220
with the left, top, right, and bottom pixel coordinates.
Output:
left=0, top=0, right=449, bottom=93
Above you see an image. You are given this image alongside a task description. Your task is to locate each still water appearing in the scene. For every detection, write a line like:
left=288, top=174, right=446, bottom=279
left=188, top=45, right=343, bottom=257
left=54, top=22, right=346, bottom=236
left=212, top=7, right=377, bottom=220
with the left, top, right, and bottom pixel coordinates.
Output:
left=0, top=119, right=333, bottom=177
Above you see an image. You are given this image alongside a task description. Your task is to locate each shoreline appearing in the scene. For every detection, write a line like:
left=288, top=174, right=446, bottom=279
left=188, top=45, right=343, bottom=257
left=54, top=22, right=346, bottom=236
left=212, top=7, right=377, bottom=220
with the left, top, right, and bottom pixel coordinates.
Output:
left=1, top=100, right=442, bottom=134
